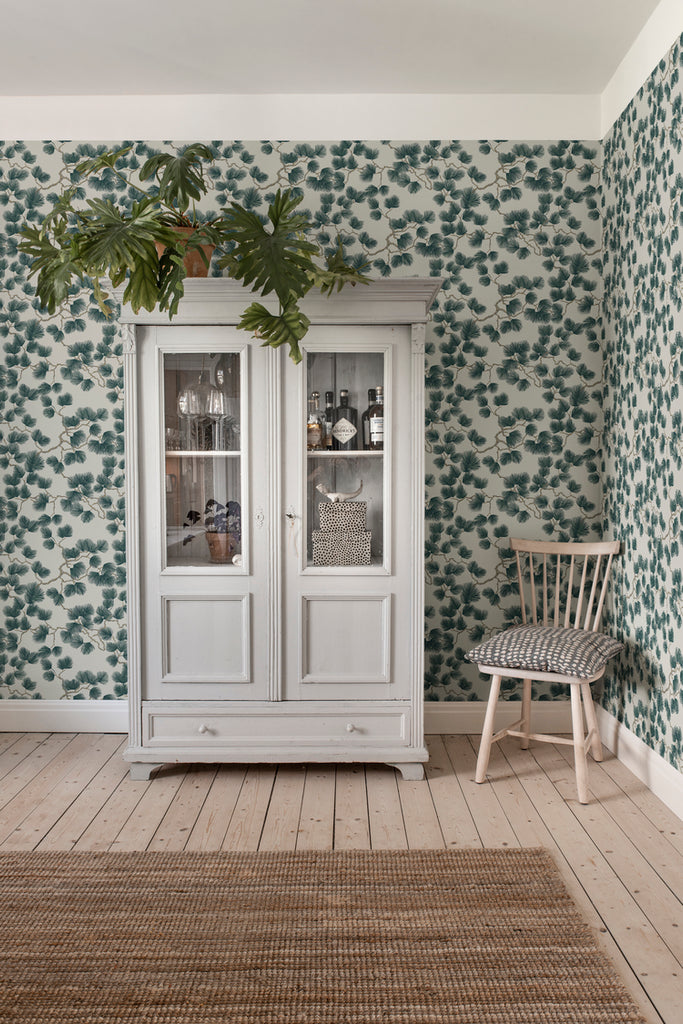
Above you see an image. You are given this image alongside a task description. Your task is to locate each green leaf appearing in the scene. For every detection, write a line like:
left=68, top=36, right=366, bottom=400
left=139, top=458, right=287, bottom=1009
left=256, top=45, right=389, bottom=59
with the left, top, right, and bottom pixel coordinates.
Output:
left=18, top=225, right=83, bottom=313
left=219, top=188, right=318, bottom=306
left=91, top=278, right=116, bottom=317
left=156, top=249, right=189, bottom=317
left=139, top=143, right=215, bottom=213
left=309, top=237, right=371, bottom=295
left=121, top=258, right=160, bottom=315
left=237, top=297, right=311, bottom=364
left=75, top=198, right=172, bottom=271
left=75, top=144, right=134, bottom=177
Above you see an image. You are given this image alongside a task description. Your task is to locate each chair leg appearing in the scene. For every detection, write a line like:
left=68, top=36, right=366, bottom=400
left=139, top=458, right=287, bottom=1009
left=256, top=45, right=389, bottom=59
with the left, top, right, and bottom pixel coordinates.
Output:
left=569, top=683, right=589, bottom=804
left=520, top=678, right=532, bottom=749
left=475, top=674, right=502, bottom=783
left=580, top=681, right=603, bottom=762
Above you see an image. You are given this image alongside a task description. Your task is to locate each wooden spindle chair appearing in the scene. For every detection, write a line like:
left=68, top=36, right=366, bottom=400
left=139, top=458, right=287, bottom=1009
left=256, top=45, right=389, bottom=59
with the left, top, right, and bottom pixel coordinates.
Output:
left=468, top=538, right=622, bottom=804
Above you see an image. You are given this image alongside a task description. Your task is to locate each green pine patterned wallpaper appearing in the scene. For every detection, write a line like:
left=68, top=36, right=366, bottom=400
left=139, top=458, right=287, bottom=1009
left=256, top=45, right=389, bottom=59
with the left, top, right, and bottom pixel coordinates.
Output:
left=601, top=34, right=683, bottom=771
left=0, top=140, right=604, bottom=707
left=11, top=137, right=672, bottom=745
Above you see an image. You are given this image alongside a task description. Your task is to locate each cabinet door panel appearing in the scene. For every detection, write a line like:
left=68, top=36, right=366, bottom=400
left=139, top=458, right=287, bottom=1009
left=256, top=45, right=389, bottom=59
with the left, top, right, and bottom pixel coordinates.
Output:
left=282, top=326, right=413, bottom=701
left=139, top=326, right=269, bottom=701
left=162, top=595, right=250, bottom=683
left=301, top=594, right=390, bottom=684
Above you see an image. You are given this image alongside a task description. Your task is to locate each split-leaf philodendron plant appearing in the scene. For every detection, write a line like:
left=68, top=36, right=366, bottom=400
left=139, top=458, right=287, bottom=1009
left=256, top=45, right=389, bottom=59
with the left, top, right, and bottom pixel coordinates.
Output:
left=19, top=143, right=370, bottom=364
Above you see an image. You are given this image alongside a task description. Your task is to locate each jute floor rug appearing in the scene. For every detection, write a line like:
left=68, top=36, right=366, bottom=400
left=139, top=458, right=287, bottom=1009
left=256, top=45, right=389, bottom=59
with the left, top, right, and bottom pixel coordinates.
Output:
left=0, top=848, right=645, bottom=1023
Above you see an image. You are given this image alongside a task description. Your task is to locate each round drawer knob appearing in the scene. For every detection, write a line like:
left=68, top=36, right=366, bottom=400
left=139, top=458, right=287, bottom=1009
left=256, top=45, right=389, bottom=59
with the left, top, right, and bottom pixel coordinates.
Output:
left=198, top=723, right=209, bottom=735
left=346, top=723, right=356, bottom=733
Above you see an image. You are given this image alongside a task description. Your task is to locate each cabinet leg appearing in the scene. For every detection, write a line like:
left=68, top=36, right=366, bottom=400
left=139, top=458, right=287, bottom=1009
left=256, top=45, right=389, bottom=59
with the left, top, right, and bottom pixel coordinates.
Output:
left=388, top=762, right=425, bottom=781
left=129, top=762, right=163, bottom=781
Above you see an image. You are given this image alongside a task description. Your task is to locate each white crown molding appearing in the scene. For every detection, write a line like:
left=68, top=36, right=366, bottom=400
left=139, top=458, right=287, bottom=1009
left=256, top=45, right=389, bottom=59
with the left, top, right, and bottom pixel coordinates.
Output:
left=0, top=92, right=600, bottom=142
left=113, top=277, right=443, bottom=326
left=601, top=0, right=683, bottom=137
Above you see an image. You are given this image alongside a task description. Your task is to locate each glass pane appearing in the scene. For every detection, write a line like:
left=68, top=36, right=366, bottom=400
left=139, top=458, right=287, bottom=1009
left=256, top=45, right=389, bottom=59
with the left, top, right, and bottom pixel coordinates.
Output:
left=306, top=351, right=385, bottom=568
left=164, top=353, right=242, bottom=568
left=165, top=352, right=240, bottom=453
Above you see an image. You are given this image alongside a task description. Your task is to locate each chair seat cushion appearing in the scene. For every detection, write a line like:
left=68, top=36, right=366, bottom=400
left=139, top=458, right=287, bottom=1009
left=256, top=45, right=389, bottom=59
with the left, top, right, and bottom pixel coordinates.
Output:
left=466, top=624, right=623, bottom=677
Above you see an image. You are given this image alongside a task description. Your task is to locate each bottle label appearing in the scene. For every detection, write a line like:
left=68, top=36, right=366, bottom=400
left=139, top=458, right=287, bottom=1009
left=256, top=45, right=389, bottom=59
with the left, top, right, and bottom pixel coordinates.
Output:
left=307, top=423, right=322, bottom=448
left=332, top=417, right=357, bottom=444
left=370, top=416, right=384, bottom=442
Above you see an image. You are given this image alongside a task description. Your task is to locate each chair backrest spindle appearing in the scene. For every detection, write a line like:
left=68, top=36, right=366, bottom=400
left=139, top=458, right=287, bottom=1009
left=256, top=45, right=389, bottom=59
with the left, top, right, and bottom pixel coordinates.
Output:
left=583, top=554, right=602, bottom=631
left=592, top=553, right=614, bottom=631
left=573, top=556, right=589, bottom=629
left=563, top=556, right=575, bottom=628
left=515, top=551, right=527, bottom=624
left=510, top=538, right=620, bottom=634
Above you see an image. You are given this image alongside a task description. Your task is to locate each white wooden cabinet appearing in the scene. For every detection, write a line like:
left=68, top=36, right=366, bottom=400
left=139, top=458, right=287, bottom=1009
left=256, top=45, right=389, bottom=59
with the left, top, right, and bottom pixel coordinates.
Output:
left=119, top=278, right=441, bottom=780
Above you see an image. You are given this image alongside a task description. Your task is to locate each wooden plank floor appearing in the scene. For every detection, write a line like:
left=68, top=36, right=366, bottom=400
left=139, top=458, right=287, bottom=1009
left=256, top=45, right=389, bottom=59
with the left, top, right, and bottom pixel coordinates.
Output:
left=0, top=732, right=680, bottom=1023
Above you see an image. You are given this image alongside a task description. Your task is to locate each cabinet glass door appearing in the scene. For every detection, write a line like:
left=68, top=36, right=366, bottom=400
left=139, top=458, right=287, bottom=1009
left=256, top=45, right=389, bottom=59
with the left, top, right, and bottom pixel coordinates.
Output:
left=141, top=327, right=268, bottom=702
left=163, top=352, right=243, bottom=570
left=282, top=326, right=409, bottom=703
left=305, top=349, right=388, bottom=571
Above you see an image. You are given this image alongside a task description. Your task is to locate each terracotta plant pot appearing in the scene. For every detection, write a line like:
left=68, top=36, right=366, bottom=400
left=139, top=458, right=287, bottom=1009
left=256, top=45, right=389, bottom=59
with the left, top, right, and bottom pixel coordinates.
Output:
left=155, top=226, right=215, bottom=277
left=205, top=532, right=239, bottom=563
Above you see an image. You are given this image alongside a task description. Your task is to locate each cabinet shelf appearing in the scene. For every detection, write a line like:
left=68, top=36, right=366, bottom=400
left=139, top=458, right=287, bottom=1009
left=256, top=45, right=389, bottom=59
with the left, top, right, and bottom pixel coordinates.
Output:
left=307, top=450, right=383, bottom=457
left=165, top=449, right=241, bottom=458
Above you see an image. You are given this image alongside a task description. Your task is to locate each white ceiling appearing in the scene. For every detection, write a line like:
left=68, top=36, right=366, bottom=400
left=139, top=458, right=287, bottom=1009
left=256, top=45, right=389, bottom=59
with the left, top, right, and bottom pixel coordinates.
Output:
left=3, top=0, right=663, bottom=96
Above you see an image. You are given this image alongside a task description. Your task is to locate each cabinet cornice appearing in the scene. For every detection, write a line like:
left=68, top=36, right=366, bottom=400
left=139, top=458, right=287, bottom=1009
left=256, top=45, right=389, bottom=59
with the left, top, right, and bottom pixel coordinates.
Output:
left=113, top=277, right=443, bottom=327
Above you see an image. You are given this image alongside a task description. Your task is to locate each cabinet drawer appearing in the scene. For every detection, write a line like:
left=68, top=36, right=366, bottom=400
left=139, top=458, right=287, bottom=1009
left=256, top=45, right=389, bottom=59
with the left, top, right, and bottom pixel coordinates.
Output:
left=142, top=701, right=410, bottom=748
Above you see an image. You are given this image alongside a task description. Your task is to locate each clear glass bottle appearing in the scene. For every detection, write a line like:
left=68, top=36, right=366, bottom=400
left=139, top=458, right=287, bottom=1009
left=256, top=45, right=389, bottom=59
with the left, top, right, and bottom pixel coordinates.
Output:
left=323, top=390, right=334, bottom=449
left=361, top=387, right=377, bottom=450
left=332, top=389, right=359, bottom=451
left=307, top=391, right=324, bottom=450
left=367, top=385, right=384, bottom=451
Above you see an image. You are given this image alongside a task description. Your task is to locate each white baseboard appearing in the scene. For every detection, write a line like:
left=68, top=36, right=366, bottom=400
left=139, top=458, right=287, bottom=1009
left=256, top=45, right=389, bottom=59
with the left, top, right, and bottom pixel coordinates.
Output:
left=3, top=699, right=679, bottom=821
left=3, top=698, right=572, bottom=736
left=595, top=705, right=683, bottom=821
left=0, top=699, right=128, bottom=733
left=423, top=699, right=572, bottom=735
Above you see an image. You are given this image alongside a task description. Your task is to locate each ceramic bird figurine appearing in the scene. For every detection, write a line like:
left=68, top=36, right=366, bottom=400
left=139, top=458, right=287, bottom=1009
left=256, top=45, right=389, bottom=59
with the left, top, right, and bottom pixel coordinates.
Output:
left=316, top=480, right=363, bottom=503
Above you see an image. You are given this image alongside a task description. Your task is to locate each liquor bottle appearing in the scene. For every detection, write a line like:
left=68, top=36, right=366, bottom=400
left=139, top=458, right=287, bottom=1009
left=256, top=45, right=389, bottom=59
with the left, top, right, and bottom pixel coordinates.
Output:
left=331, top=389, right=359, bottom=451
left=323, top=390, right=334, bottom=450
left=306, top=391, right=324, bottom=450
left=361, top=387, right=377, bottom=449
left=367, top=385, right=384, bottom=451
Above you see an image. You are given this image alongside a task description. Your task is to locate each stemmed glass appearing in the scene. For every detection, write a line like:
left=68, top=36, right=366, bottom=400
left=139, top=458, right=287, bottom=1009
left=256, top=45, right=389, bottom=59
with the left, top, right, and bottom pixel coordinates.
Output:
left=177, top=372, right=222, bottom=450
left=206, top=387, right=228, bottom=450
left=177, top=383, right=201, bottom=450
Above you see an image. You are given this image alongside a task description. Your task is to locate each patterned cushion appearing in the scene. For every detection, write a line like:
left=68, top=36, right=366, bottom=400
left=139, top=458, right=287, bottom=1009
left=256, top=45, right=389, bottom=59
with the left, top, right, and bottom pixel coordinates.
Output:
left=466, top=625, right=623, bottom=677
